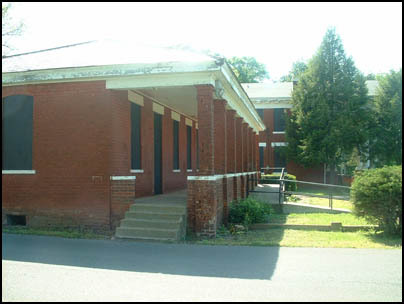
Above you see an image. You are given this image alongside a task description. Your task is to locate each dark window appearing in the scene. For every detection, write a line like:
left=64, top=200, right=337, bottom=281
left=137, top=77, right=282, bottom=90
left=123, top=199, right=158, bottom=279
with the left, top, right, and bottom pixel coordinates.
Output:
left=173, top=120, right=179, bottom=170
left=259, top=146, right=264, bottom=169
left=274, top=108, right=286, bottom=132
left=187, top=125, right=192, bottom=170
left=2, top=95, right=33, bottom=170
left=196, top=129, right=199, bottom=170
left=257, top=109, right=264, bottom=120
left=131, top=103, right=141, bottom=169
left=274, top=147, right=287, bottom=171
left=6, top=214, right=26, bottom=226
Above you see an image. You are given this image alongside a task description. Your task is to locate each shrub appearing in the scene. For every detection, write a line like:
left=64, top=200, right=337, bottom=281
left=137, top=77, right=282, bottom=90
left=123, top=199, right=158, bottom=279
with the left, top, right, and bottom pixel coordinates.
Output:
left=228, top=198, right=272, bottom=227
left=351, top=166, right=402, bottom=236
left=260, top=173, right=297, bottom=191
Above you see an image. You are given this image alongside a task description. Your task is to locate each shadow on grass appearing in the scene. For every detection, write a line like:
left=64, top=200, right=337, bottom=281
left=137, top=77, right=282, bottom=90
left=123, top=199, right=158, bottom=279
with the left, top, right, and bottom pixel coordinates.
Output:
left=365, top=231, right=402, bottom=248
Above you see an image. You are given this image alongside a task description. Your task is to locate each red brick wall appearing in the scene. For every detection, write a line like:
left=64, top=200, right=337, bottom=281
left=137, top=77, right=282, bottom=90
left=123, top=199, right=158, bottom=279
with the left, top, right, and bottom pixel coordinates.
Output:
left=2, top=81, right=197, bottom=229
left=2, top=81, right=113, bottom=229
left=257, top=108, right=324, bottom=182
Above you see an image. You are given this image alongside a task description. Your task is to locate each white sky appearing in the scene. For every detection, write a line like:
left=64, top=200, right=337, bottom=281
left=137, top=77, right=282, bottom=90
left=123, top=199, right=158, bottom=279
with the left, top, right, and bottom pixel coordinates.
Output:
left=4, top=2, right=403, bottom=81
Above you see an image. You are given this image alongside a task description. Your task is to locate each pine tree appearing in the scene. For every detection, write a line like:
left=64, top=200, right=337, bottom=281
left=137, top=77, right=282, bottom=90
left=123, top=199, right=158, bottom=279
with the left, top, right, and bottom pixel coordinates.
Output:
left=285, top=28, right=371, bottom=184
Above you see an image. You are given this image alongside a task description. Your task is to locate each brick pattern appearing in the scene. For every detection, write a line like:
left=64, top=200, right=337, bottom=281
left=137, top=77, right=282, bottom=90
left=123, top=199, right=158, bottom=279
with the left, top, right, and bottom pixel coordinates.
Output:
left=196, top=85, right=215, bottom=175
left=222, top=176, right=234, bottom=225
left=226, top=110, right=236, bottom=173
left=110, top=179, right=135, bottom=229
left=187, top=178, right=223, bottom=237
left=214, top=99, right=227, bottom=174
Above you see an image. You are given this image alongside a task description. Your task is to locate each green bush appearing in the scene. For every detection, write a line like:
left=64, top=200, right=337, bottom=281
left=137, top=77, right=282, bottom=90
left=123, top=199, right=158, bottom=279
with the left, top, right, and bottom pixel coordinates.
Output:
left=351, top=166, right=402, bottom=236
left=260, top=173, right=297, bottom=191
left=228, top=198, right=272, bottom=227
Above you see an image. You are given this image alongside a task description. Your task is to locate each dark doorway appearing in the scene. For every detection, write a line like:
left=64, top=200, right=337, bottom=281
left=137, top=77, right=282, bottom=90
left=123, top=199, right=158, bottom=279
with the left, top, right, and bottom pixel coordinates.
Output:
left=154, top=113, right=163, bottom=194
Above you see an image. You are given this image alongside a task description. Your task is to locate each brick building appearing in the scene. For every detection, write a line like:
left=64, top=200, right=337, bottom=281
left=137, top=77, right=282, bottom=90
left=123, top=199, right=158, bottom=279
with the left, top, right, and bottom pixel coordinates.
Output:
left=242, top=80, right=379, bottom=183
left=2, top=40, right=265, bottom=237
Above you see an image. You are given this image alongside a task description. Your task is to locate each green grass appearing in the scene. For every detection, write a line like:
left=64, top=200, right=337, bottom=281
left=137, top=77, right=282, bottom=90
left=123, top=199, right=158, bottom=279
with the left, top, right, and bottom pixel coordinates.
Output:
left=288, top=195, right=354, bottom=211
left=191, top=229, right=402, bottom=249
left=2, top=226, right=112, bottom=240
left=268, top=212, right=372, bottom=226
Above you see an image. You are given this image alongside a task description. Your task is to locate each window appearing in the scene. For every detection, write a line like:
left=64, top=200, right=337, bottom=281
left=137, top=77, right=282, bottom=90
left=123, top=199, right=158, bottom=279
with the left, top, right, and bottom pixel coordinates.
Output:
left=259, top=146, right=264, bottom=169
left=187, top=125, right=192, bottom=170
left=131, top=103, right=141, bottom=170
left=274, top=108, right=286, bottom=132
left=257, top=109, right=264, bottom=120
left=173, top=120, right=179, bottom=170
left=2, top=95, right=33, bottom=170
left=274, top=147, right=287, bottom=172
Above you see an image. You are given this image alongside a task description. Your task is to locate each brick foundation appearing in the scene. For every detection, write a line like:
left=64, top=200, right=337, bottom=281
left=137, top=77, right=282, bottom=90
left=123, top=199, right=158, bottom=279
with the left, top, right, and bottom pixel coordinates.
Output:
left=110, top=176, right=135, bottom=230
left=187, top=176, right=223, bottom=237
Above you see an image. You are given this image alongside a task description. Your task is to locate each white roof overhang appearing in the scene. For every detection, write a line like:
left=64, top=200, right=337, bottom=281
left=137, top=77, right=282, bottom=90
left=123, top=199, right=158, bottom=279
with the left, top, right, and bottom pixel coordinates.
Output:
left=2, top=60, right=265, bottom=133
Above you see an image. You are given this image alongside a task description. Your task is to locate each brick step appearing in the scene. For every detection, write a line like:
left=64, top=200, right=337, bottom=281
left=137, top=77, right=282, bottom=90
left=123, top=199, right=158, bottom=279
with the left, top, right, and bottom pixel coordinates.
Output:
left=119, top=218, right=182, bottom=230
left=129, top=203, right=186, bottom=214
left=115, top=226, right=179, bottom=240
left=124, top=211, right=184, bottom=221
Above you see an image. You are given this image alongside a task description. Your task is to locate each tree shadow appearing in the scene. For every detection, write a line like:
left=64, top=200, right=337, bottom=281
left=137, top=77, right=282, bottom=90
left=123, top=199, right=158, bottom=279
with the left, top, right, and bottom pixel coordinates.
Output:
left=365, top=231, right=402, bottom=248
left=3, top=232, right=282, bottom=281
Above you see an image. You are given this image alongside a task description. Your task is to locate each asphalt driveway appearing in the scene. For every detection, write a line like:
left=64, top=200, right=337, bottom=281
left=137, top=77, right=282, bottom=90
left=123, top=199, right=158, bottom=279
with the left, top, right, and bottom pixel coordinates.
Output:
left=2, top=233, right=402, bottom=301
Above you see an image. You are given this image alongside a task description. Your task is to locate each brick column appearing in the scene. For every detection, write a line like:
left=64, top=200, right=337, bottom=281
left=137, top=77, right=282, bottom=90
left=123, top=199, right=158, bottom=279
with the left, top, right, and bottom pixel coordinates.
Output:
left=214, top=99, right=226, bottom=174
left=226, top=110, right=236, bottom=173
left=110, top=176, right=136, bottom=230
left=234, top=117, right=243, bottom=201
left=187, top=85, right=223, bottom=237
left=240, top=122, right=248, bottom=198
left=196, top=85, right=215, bottom=175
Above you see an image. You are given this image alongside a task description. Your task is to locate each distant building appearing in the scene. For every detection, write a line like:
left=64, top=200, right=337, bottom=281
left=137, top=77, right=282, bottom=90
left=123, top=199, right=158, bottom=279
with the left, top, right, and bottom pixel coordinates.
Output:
left=242, top=80, right=379, bottom=182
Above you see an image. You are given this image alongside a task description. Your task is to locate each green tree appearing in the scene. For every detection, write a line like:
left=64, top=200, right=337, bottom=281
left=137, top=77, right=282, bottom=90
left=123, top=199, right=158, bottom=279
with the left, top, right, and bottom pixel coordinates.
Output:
left=227, top=56, right=269, bottom=83
left=285, top=28, right=371, bottom=184
left=369, top=69, right=402, bottom=167
left=280, top=61, right=308, bottom=82
left=2, top=2, right=24, bottom=57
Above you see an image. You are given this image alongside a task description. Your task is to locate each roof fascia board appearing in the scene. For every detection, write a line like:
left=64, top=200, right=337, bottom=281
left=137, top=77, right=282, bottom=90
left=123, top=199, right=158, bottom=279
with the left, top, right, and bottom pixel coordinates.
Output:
left=106, top=72, right=216, bottom=90
left=254, top=103, right=292, bottom=109
left=2, top=60, right=219, bottom=86
left=217, top=63, right=265, bottom=132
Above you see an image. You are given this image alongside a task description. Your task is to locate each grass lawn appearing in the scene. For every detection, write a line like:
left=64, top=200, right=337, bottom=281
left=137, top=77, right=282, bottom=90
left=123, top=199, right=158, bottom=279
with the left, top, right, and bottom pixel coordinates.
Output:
left=191, top=229, right=402, bottom=249
left=268, top=212, right=372, bottom=226
left=2, top=226, right=112, bottom=240
left=288, top=195, right=354, bottom=211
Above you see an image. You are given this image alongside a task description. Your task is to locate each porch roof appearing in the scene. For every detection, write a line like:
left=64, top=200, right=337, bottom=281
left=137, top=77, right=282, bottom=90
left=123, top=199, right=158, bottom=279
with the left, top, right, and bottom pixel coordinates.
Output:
left=2, top=40, right=265, bottom=132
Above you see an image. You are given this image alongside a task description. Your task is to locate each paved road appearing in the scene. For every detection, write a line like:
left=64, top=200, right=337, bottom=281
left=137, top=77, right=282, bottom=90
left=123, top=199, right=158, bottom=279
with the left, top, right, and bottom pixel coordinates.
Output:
left=2, top=233, right=402, bottom=302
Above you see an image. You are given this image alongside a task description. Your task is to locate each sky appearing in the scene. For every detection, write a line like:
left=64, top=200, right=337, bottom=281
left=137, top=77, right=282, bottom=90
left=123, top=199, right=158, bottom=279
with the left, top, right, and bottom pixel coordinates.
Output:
left=3, top=2, right=402, bottom=82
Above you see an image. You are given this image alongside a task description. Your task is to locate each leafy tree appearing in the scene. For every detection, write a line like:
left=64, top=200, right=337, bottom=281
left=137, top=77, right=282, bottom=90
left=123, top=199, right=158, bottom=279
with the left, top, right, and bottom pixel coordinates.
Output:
left=280, top=61, right=308, bottom=82
left=227, top=56, right=269, bottom=83
left=2, top=2, right=24, bottom=57
left=285, top=28, right=371, bottom=184
left=369, top=69, right=402, bottom=167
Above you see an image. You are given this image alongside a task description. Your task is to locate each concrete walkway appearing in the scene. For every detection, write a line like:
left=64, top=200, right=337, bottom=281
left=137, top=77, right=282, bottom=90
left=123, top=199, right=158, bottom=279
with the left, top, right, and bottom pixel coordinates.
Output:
left=135, top=189, right=188, bottom=206
left=2, top=233, right=402, bottom=302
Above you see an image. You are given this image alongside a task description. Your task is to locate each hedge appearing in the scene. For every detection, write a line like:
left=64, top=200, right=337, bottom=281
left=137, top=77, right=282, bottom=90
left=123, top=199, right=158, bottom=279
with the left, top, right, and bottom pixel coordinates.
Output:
left=260, top=173, right=297, bottom=191
left=351, top=165, right=402, bottom=236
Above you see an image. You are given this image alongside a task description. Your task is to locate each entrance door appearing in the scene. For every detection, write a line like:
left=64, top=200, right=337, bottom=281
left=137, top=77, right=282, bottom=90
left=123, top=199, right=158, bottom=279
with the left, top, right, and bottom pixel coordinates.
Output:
left=154, top=113, right=163, bottom=194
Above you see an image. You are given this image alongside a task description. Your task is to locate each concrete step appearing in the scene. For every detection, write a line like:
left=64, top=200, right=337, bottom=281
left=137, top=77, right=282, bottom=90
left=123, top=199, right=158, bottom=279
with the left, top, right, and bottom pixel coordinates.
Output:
left=124, top=211, right=184, bottom=221
left=119, top=218, right=182, bottom=230
left=115, top=226, right=179, bottom=240
left=129, top=203, right=186, bottom=214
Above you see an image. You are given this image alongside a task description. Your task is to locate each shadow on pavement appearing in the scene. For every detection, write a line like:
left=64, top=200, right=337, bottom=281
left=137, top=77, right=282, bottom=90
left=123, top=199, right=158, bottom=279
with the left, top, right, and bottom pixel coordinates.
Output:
left=2, top=233, right=280, bottom=280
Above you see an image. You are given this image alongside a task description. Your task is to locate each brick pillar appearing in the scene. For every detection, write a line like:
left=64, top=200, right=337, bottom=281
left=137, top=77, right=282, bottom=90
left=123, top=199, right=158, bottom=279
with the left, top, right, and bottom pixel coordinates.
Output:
left=226, top=110, right=236, bottom=173
left=214, top=99, right=226, bottom=174
left=240, top=123, right=248, bottom=198
left=110, top=176, right=136, bottom=230
left=187, top=85, right=222, bottom=237
left=196, top=85, right=215, bottom=176
left=235, top=117, right=243, bottom=201
left=214, top=99, right=226, bottom=228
